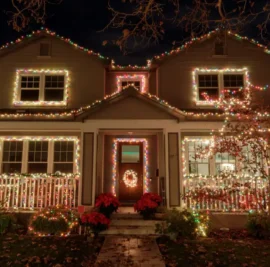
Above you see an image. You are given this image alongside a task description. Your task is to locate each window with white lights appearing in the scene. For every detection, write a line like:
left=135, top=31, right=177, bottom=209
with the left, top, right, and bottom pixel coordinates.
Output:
left=194, top=69, right=247, bottom=105
left=14, top=70, right=69, bottom=106
left=0, top=138, right=78, bottom=174
left=116, top=74, right=146, bottom=93
left=2, top=141, right=23, bottom=173
left=53, top=141, right=74, bottom=173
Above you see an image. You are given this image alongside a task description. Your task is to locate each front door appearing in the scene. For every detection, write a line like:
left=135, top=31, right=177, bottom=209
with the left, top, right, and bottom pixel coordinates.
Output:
left=118, top=142, right=143, bottom=204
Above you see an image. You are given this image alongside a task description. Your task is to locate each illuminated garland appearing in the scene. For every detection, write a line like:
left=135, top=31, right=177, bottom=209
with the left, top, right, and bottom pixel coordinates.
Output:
left=112, top=138, right=149, bottom=196
left=116, top=74, right=147, bottom=93
left=13, top=69, right=70, bottom=106
left=28, top=205, right=78, bottom=236
left=111, top=59, right=152, bottom=70
left=122, top=169, right=138, bottom=188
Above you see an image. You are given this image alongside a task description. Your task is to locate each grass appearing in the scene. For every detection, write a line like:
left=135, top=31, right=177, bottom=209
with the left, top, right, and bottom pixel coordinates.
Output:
left=157, top=236, right=270, bottom=267
left=0, top=234, right=104, bottom=267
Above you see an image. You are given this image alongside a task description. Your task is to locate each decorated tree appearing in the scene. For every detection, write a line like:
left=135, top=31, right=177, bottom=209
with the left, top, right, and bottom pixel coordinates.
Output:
left=190, top=86, right=270, bottom=212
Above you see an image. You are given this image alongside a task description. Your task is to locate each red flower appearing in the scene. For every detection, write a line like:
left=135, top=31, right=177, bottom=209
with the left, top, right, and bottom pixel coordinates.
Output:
left=134, top=193, right=161, bottom=212
left=81, top=211, right=110, bottom=226
left=95, top=193, right=120, bottom=208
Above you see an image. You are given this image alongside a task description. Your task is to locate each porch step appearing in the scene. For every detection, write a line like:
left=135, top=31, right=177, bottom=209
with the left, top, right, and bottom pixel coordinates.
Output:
left=102, top=225, right=157, bottom=235
left=111, top=218, right=160, bottom=226
left=112, top=213, right=142, bottom=220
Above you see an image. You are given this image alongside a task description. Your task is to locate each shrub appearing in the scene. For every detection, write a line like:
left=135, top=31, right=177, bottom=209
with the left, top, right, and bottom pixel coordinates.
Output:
left=134, top=193, right=162, bottom=219
left=80, top=211, right=110, bottom=236
left=0, top=200, right=16, bottom=235
left=247, top=212, right=270, bottom=239
left=29, top=206, right=78, bottom=236
left=156, top=209, right=200, bottom=240
left=95, top=193, right=120, bottom=218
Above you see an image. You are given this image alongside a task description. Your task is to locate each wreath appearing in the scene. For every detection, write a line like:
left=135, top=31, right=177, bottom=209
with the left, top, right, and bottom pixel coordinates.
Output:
left=123, top=170, right=138, bottom=188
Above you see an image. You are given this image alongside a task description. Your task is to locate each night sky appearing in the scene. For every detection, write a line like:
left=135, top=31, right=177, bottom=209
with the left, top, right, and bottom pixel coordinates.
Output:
left=0, top=0, right=269, bottom=65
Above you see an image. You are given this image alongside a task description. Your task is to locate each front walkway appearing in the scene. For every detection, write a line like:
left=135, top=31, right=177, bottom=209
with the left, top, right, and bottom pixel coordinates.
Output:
left=95, top=236, right=165, bottom=267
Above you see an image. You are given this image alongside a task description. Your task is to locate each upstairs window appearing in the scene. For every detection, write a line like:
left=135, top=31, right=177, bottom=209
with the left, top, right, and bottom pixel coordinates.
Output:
left=121, top=81, right=141, bottom=90
left=39, top=43, right=51, bottom=57
left=14, top=70, right=69, bottom=106
left=194, top=68, right=247, bottom=105
left=198, top=75, right=219, bottom=101
left=223, top=74, right=244, bottom=99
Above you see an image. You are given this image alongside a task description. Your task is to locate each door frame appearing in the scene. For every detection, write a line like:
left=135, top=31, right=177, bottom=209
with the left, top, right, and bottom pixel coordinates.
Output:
left=111, top=138, right=149, bottom=198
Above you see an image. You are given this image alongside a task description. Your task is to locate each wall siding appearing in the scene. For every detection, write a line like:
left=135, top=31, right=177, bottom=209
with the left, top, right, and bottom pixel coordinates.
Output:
left=168, top=133, right=180, bottom=207
left=82, top=133, right=94, bottom=205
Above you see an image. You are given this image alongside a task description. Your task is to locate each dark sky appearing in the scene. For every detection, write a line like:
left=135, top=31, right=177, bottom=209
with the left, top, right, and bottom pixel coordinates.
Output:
left=0, top=0, right=269, bottom=66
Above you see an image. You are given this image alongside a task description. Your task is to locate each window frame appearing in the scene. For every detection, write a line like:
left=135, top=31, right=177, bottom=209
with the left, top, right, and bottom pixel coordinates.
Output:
left=13, top=69, right=69, bottom=106
left=193, top=69, right=248, bottom=106
left=0, top=138, right=78, bottom=174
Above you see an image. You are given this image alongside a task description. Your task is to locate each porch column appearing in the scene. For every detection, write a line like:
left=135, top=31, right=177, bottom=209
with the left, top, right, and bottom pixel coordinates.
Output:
left=167, top=133, right=180, bottom=207
left=81, top=132, right=95, bottom=206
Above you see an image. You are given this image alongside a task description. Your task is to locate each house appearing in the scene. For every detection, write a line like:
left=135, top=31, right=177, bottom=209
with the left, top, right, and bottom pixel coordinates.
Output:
left=0, top=28, right=269, bottom=211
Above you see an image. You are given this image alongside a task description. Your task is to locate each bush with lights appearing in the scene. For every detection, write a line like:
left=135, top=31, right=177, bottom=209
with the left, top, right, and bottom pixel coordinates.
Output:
left=28, top=205, right=78, bottom=236
left=155, top=209, right=209, bottom=241
left=95, top=193, right=120, bottom=218
left=134, top=193, right=162, bottom=219
left=80, top=211, right=110, bottom=237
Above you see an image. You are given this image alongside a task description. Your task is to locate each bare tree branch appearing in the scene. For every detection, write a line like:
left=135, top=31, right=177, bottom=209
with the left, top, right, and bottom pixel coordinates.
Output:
left=8, top=0, right=62, bottom=31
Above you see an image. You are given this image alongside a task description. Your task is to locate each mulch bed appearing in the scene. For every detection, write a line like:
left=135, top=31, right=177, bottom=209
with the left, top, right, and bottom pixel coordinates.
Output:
left=157, top=231, right=270, bottom=267
left=0, top=234, right=104, bottom=267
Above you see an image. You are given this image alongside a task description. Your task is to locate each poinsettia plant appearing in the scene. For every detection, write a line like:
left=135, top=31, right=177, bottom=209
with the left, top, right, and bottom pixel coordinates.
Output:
left=134, top=193, right=162, bottom=219
left=80, top=211, right=110, bottom=236
left=95, top=193, right=120, bottom=218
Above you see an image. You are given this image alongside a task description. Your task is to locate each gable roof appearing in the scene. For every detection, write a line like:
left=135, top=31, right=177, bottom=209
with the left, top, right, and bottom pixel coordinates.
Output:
left=1, top=28, right=269, bottom=69
left=75, top=86, right=185, bottom=121
left=0, top=28, right=110, bottom=64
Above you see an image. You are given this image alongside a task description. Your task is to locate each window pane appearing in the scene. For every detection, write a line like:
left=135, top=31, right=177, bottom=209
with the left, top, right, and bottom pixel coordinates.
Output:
left=2, top=163, right=22, bottom=173
left=121, top=145, right=140, bottom=163
left=44, top=89, right=64, bottom=101
left=21, top=90, right=39, bottom=101
left=28, top=163, right=47, bottom=173
left=121, top=81, right=141, bottom=90
left=54, top=163, right=73, bottom=173
left=2, top=141, right=23, bottom=163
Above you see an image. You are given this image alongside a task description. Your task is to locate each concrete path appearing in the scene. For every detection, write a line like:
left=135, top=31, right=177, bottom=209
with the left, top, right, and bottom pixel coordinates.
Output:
left=95, top=236, right=165, bottom=267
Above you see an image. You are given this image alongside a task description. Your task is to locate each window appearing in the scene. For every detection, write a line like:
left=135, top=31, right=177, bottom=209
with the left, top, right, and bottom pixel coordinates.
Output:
left=45, top=76, right=65, bottom=101
left=194, top=69, right=247, bottom=104
left=14, top=70, right=69, bottom=106
left=20, top=76, right=40, bottom=101
left=39, top=43, right=50, bottom=57
left=28, top=141, right=48, bottom=173
left=198, top=75, right=219, bottom=101
left=121, top=81, right=141, bottom=90
left=187, top=140, right=210, bottom=175
left=53, top=141, right=74, bottom=173
left=121, top=145, right=140, bottom=163
left=2, top=141, right=23, bottom=173
left=0, top=138, right=77, bottom=174
left=215, top=152, right=236, bottom=174
left=223, top=74, right=244, bottom=99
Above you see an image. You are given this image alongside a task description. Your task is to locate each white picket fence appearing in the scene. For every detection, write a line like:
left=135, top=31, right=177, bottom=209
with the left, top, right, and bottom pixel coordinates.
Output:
left=0, top=174, right=79, bottom=209
left=183, top=175, right=269, bottom=211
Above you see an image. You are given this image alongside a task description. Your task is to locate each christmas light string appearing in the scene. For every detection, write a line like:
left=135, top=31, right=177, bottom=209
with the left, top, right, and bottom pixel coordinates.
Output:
left=122, top=169, right=138, bottom=188
left=13, top=69, right=70, bottom=106
left=116, top=74, right=147, bottom=93
left=112, top=138, right=149, bottom=196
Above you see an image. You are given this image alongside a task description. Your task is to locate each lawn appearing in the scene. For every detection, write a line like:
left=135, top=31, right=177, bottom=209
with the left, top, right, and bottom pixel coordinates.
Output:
left=157, top=236, right=270, bottom=267
left=0, top=234, right=104, bottom=267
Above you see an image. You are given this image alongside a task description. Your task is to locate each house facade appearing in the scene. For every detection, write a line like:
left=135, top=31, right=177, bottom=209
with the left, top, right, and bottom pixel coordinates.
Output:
left=0, top=29, right=269, bottom=211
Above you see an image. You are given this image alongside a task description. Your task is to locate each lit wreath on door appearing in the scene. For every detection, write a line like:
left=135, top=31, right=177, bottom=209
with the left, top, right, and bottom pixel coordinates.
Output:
left=122, top=170, right=138, bottom=188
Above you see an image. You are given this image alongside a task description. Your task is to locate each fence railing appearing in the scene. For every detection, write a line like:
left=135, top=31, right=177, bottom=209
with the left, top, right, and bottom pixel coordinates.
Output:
left=183, top=175, right=269, bottom=211
left=0, top=174, right=79, bottom=210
